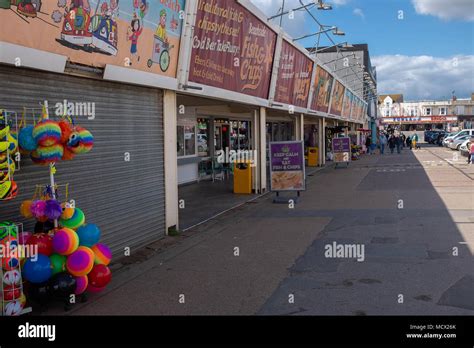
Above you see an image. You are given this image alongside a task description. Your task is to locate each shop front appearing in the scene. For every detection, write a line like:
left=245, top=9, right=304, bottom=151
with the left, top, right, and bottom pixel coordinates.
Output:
left=0, top=65, right=166, bottom=255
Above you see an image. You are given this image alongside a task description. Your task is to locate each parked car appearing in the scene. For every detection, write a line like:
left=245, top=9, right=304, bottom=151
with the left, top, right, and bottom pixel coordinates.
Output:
left=443, top=130, right=474, bottom=147
left=459, top=139, right=470, bottom=157
left=449, top=135, right=470, bottom=150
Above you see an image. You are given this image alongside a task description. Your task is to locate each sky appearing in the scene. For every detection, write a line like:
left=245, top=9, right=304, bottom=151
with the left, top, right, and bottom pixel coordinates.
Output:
left=249, top=0, right=474, bottom=101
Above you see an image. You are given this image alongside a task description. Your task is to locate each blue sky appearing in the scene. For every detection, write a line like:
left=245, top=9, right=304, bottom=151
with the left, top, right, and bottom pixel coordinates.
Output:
left=251, top=0, right=474, bottom=100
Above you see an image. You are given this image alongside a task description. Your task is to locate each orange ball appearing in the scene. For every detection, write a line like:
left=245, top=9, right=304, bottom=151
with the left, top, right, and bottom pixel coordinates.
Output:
left=20, top=200, right=33, bottom=218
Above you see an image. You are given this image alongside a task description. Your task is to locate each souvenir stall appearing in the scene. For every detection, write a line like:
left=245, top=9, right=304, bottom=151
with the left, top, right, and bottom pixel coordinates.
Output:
left=0, top=102, right=112, bottom=314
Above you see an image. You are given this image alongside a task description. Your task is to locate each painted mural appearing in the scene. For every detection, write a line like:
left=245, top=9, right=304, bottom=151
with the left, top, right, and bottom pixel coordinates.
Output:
left=329, top=80, right=344, bottom=116
left=342, top=89, right=352, bottom=119
left=0, top=0, right=185, bottom=77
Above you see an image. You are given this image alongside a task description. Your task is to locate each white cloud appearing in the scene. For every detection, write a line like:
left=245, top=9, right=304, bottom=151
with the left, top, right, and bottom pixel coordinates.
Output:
left=412, top=0, right=474, bottom=21
left=372, top=55, right=474, bottom=100
left=331, top=0, right=350, bottom=5
left=249, top=0, right=310, bottom=38
left=353, top=8, right=365, bottom=19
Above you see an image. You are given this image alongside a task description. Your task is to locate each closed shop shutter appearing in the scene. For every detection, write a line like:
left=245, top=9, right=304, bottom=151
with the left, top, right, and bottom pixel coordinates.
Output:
left=0, top=65, right=165, bottom=256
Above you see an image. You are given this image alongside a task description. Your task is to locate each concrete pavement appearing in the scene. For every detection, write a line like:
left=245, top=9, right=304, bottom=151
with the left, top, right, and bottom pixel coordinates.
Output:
left=64, top=144, right=473, bottom=315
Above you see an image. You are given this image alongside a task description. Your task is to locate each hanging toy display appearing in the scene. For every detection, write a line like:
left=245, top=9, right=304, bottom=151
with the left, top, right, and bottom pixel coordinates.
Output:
left=0, top=110, right=20, bottom=201
left=5, top=101, right=109, bottom=314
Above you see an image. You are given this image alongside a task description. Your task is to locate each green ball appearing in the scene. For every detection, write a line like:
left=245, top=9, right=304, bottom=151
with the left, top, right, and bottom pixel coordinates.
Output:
left=50, top=254, right=67, bottom=275
left=0, top=221, right=17, bottom=239
left=59, top=208, right=85, bottom=230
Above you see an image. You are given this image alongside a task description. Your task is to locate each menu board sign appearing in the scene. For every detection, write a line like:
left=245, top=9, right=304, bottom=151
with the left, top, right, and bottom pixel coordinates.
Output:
left=332, top=137, right=351, bottom=163
left=274, top=40, right=313, bottom=107
left=189, top=0, right=277, bottom=99
left=330, top=80, right=345, bottom=116
left=269, top=141, right=305, bottom=192
left=310, top=66, right=334, bottom=113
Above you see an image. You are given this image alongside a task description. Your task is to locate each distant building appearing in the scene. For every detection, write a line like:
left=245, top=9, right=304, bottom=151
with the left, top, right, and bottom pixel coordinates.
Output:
left=307, top=44, right=378, bottom=135
left=378, top=94, right=474, bottom=131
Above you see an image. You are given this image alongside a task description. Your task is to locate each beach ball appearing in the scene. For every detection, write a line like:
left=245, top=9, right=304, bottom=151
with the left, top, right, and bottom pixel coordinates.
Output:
left=3, top=299, right=24, bottom=316
left=32, top=120, right=61, bottom=147
left=23, top=254, right=52, bottom=283
left=66, top=246, right=94, bottom=277
left=50, top=254, right=67, bottom=275
left=59, top=208, right=85, bottom=230
left=2, top=256, right=19, bottom=271
left=3, top=284, right=22, bottom=301
left=18, top=125, right=37, bottom=152
left=88, top=264, right=111, bottom=288
left=52, top=228, right=79, bottom=255
left=0, top=221, right=17, bottom=239
left=18, top=231, right=32, bottom=246
left=77, top=224, right=101, bottom=247
left=36, top=144, right=64, bottom=163
left=74, top=275, right=88, bottom=295
left=91, top=243, right=112, bottom=265
left=61, top=203, right=74, bottom=220
left=20, top=200, right=34, bottom=218
left=1, top=236, right=18, bottom=253
left=26, top=233, right=53, bottom=256
left=3, top=269, right=21, bottom=286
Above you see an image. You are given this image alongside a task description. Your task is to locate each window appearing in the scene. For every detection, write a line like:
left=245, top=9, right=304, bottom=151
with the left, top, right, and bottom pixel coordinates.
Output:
left=410, top=109, right=415, bottom=116
left=177, top=122, right=196, bottom=157
left=197, top=118, right=210, bottom=157
left=425, top=108, right=431, bottom=116
left=385, top=110, right=390, bottom=117
left=439, top=107, right=446, bottom=115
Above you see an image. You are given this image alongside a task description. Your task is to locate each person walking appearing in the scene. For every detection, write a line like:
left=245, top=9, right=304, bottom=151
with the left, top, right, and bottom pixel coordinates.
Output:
left=469, top=137, right=474, bottom=164
left=412, top=132, right=419, bottom=149
left=379, top=132, right=387, bottom=155
left=395, top=135, right=402, bottom=154
left=388, top=135, right=396, bottom=154
left=365, top=135, right=372, bottom=155
left=401, top=133, right=406, bottom=148
left=406, top=135, right=412, bottom=150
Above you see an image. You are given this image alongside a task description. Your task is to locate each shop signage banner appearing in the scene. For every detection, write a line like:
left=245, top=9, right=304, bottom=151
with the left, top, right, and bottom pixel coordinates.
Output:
left=0, top=0, right=186, bottom=78
left=189, top=0, right=277, bottom=99
left=310, top=65, right=334, bottom=113
left=269, top=141, right=305, bottom=192
left=330, top=80, right=345, bottom=116
left=332, top=137, right=351, bottom=163
left=274, top=40, right=313, bottom=107
left=342, top=89, right=353, bottom=119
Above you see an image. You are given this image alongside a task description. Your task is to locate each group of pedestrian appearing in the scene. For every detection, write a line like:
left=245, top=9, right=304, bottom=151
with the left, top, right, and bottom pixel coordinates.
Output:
left=374, top=131, right=420, bottom=155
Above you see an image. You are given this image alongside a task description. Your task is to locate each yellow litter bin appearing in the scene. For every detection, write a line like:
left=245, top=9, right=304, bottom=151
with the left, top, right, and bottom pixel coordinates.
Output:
left=233, top=161, right=252, bottom=194
left=308, top=147, right=319, bottom=167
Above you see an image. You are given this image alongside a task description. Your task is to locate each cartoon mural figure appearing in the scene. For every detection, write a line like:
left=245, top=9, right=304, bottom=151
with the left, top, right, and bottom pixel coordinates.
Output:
left=107, top=0, right=119, bottom=19
left=57, top=0, right=118, bottom=56
left=2, top=0, right=43, bottom=19
left=147, top=9, right=174, bottom=72
left=127, top=14, right=143, bottom=64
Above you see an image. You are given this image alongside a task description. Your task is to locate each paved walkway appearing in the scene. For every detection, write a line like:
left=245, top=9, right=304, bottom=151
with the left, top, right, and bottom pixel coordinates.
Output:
left=64, top=144, right=473, bottom=315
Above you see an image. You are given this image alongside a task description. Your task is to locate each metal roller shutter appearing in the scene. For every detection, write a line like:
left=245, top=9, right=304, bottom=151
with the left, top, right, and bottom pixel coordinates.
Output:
left=0, top=65, right=165, bottom=256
